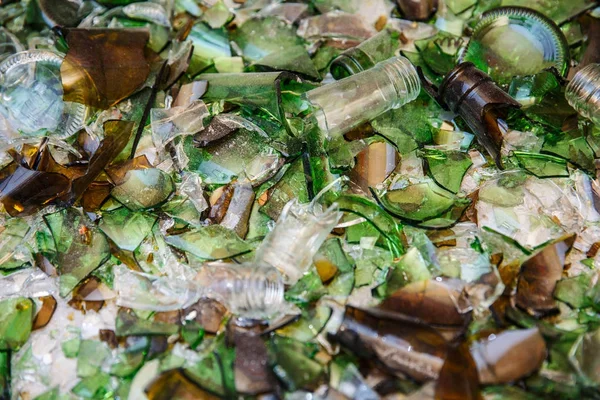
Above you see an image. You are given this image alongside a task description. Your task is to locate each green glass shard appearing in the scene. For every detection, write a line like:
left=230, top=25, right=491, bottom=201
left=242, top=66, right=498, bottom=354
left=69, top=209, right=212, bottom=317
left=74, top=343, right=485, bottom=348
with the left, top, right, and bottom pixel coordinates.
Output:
left=285, top=270, right=326, bottom=305
left=43, top=208, right=111, bottom=297
left=188, top=23, right=231, bottom=75
left=374, top=176, right=470, bottom=225
left=115, top=309, right=179, bottom=336
left=184, top=335, right=235, bottom=397
left=415, top=32, right=464, bottom=76
left=202, top=0, right=232, bottom=29
left=71, top=372, right=112, bottom=399
left=554, top=274, right=592, bottom=309
left=253, top=45, right=320, bottom=80
left=422, top=149, right=472, bottom=193
left=231, top=16, right=304, bottom=62
left=372, top=91, right=444, bottom=146
left=0, top=297, right=33, bottom=350
left=542, top=130, right=595, bottom=172
left=260, top=159, right=309, bottom=220
left=77, top=340, right=111, bottom=378
left=112, top=169, right=175, bottom=211
left=335, top=194, right=404, bottom=258
left=0, top=352, right=8, bottom=400
left=185, top=126, right=281, bottom=185
left=513, top=152, right=569, bottom=178
left=164, top=224, right=252, bottom=260
left=268, top=335, right=325, bottom=391
left=276, top=305, right=332, bottom=341
left=99, top=207, right=157, bottom=252
left=379, top=247, right=432, bottom=296
left=500, top=0, right=596, bottom=24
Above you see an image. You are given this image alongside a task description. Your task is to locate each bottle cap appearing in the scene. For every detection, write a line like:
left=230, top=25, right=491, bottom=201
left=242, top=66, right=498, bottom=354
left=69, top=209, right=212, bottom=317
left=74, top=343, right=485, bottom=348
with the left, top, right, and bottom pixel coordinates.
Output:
left=461, top=7, right=569, bottom=84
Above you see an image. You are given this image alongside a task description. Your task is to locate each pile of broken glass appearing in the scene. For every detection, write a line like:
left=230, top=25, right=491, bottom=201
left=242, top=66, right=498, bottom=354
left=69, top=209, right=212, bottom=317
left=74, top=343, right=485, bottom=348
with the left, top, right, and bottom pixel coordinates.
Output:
left=1, top=0, right=600, bottom=398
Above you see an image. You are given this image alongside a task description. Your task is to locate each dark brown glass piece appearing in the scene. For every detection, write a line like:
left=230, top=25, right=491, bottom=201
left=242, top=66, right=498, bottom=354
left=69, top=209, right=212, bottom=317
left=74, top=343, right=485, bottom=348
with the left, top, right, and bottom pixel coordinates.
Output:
left=579, top=17, right=600, bottom=70
left=61, top=29, right=151, bottom=109
left=396, top=0, right=438, bottom=21
left=330, top=306, right=448, bottom=381
left=435, top=342, right=482, bottom=400
left=99, top=329, right=118, bottom=349
left=67, top=120, right=135, bottom=203
left=182, top=298, right=228, bottom=334
left=146, top=369, right=220, bottom=400
left=81, top=181, right=113, bottom=212
left=516, top=234, right=576, bottom=315
left=229, top=325, right=274, bottom=394
left=68, top=277, right=106, bottom=313
left=193, top=115, right=241, bottom=148
left=220, top=182, right=255, bottom=238
left=105, top=155, right=152, bottom=185
left=439, top=63, right=521, bottom=167
left=208, top=184, right=235, bottom=223
left=32, top=296, right=57, bottom=330
left=377, top=280, right=471, bottom=327
left=0, top=166, right=70, bottom=216
left=39, top=0, right=81, bottom=27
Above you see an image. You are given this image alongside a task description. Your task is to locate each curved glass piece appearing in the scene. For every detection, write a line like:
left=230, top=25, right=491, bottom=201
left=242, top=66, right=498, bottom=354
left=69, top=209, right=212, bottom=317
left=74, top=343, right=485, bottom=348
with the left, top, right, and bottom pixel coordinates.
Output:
left=462, top=7, right=569, bottom=84
left=0, top=50, right=86, bottom=139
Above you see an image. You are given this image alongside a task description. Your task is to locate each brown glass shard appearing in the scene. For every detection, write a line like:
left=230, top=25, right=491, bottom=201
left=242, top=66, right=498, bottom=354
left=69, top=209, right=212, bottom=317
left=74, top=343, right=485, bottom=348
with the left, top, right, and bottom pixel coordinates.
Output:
left=516, top=234, right=576, bottom=315
left=435, top=342, right=481, bottom=400
left=68, top=277, right=106, bottom=313
left=219, top=182, right=255, bottom=238
left=182, top=298, right=228, bottom=334
left=471, top=328, right=546, bottom=384
left=396, top=0, right=438, bottom=21
left=377, top=280, right=471, bottom=327
left=81, top=181, right=113, bottom=212
left=331, top=306, right=448, bottom=381
left=146, top=369, right=220, bottom=400
left=61, top=29, right=151, bottom=109
left=99, top=329, right=118, bottom=349
left=230, top=325, right=274, bottom=394
left=208, top=184, right=235, bottom=223
left=105, top=155, right=152, bottom=185
left=0, top=165, right=70, bottom=216
left=67, top=120, right=135, bottom=204
left=32, top=295, right=57, bottom=330
left=193, top=115, right=241, bottom=148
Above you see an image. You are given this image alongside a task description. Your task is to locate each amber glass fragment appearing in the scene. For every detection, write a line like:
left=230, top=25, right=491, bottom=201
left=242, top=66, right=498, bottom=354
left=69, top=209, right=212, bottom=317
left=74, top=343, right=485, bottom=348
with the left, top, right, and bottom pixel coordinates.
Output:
left=68, top=277, right=106, bottom=313
left=146, top=369, right=220, bottom=400
left=516, top=234, right=576, bottom=315
left=182, top=298, right=228, bottom=334
left=378, top=280, right=470, bottom=327
left=105, top=155, right=152, bottom=185
left=32, top=295, right=57, bottom=330
left=61, top=29, right=151, bottom=109
left=68, top=120, right=134, bottom=203
left=331, top=306, right=448, bottom=381
left=435, top=342, right=482, bottom=400
left=81, top=181, right=113, bottom=212
left=0, top=166, right=70, bottom=216
left=396, top=0, right=438, bottom=21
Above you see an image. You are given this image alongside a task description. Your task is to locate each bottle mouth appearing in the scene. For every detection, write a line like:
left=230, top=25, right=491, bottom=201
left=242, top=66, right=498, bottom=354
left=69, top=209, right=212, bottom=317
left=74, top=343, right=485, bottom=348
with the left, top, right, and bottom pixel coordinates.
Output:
left=566, top=64, right=600, bottom=123
left=377, top=56, right=421, bottom=109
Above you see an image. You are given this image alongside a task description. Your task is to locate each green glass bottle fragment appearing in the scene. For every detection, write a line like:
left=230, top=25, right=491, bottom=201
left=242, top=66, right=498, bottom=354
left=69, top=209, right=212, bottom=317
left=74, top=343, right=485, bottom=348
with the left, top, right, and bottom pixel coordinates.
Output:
left=164, top=225, right=252, bottom=260
left=43, top=208, right=110, bottom=296
left=99, top=208, right=156, bottom=251
left=0, top=297, right=33, bottom=350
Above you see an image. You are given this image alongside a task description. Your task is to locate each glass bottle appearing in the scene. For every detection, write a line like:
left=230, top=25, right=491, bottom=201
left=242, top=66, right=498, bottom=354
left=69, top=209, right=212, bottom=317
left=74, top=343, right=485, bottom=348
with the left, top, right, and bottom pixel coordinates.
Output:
left=114, top=263, right=284, bottom=320
left=304, top=56, right=421, bottom=140
left=255, top=198, right=342, bottom=284
left=566, top=63, right=600, bottom=126
left=439, top=62, right=521, bottom=167
left=329, top=28, right=401, bottom=79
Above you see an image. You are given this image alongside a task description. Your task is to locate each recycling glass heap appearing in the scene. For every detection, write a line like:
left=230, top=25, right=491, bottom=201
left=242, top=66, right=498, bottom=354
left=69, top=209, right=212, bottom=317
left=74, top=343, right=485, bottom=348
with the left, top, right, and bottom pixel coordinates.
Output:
left=1, top=0, right=600, bottom=399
